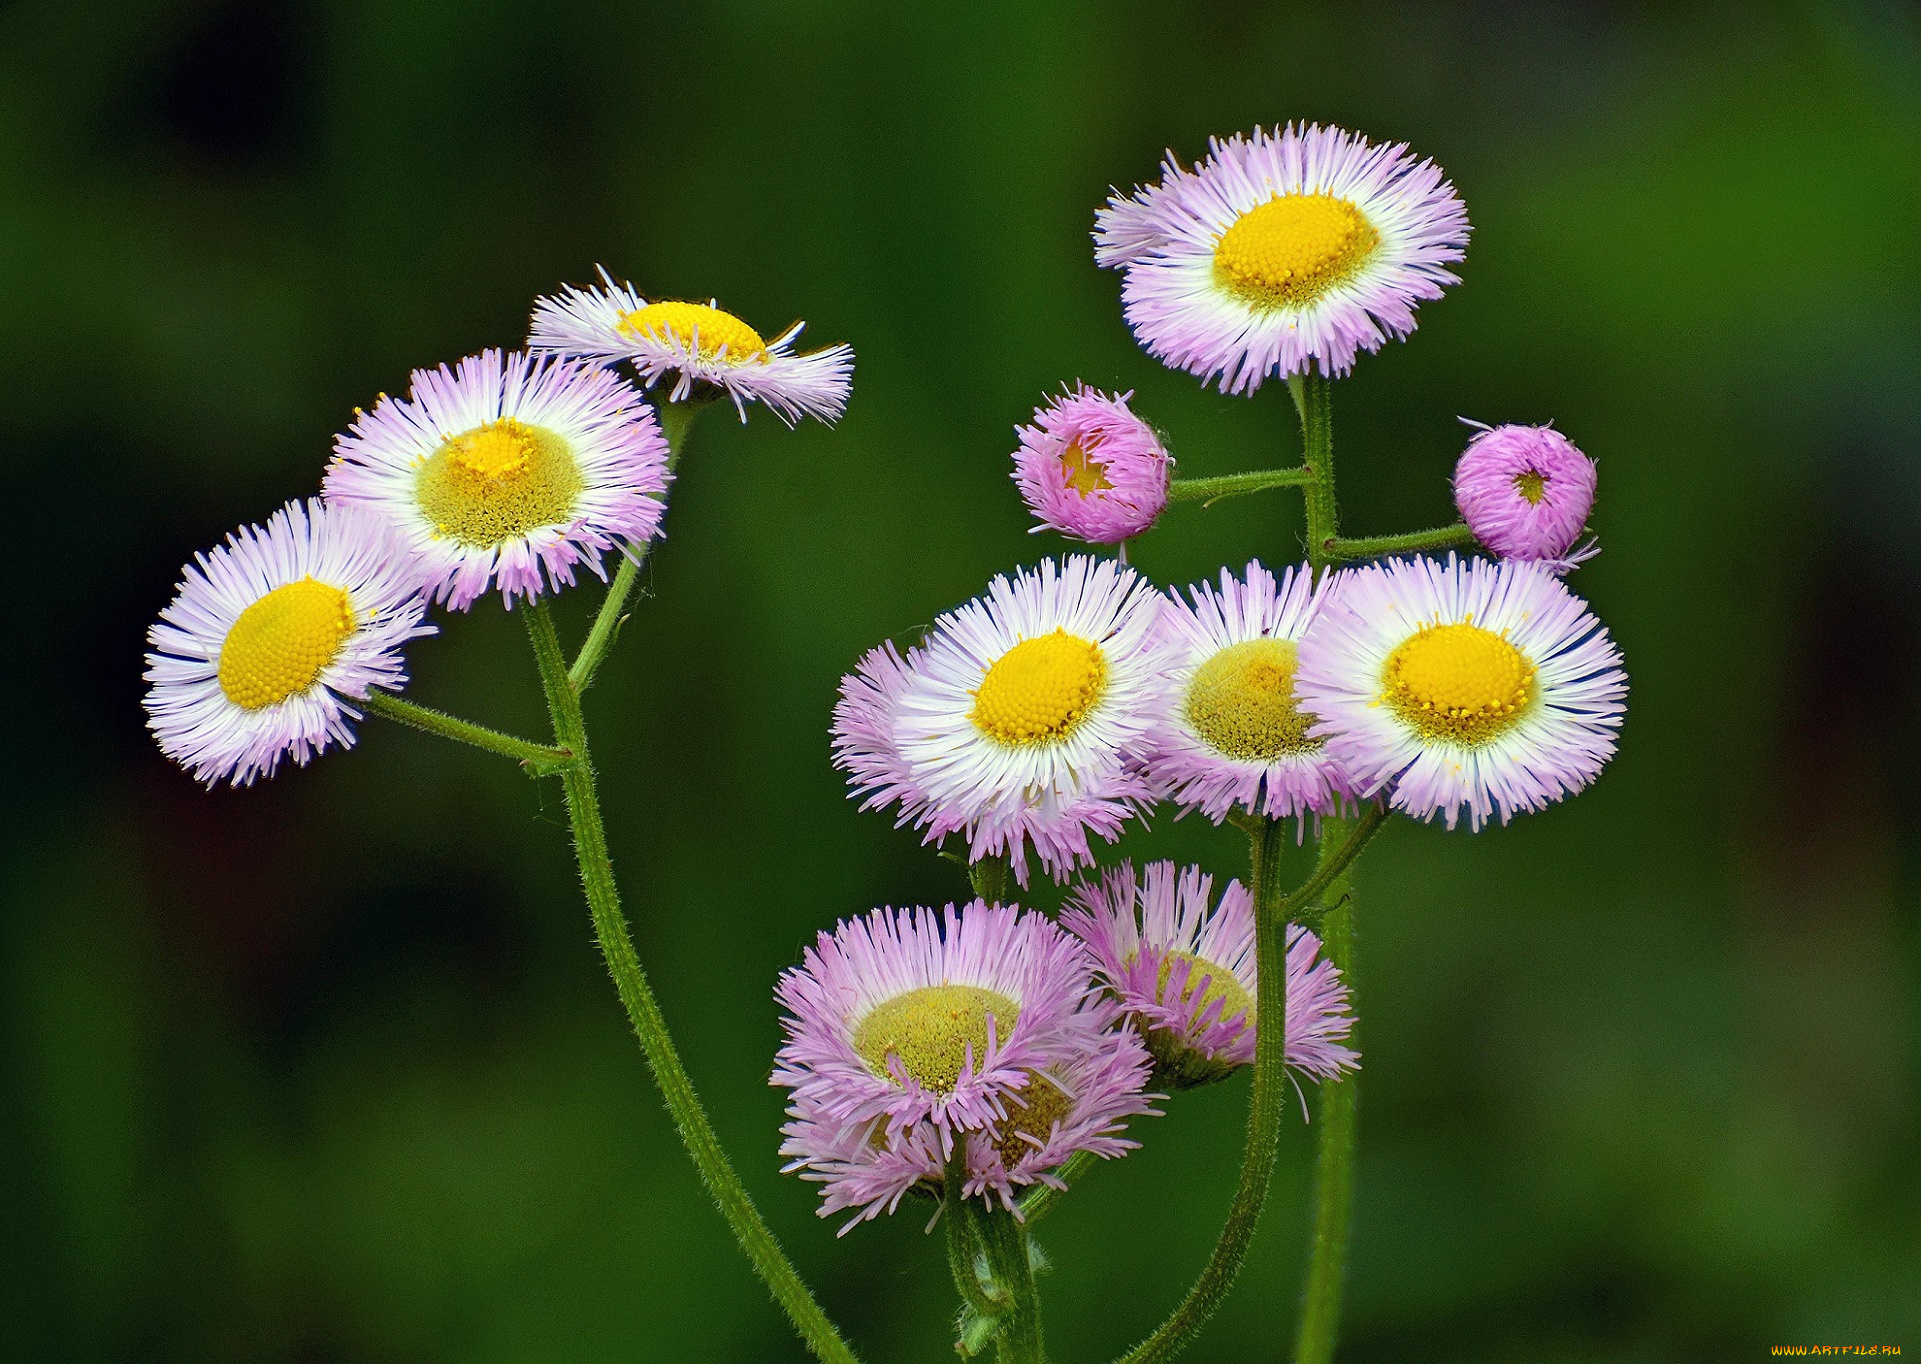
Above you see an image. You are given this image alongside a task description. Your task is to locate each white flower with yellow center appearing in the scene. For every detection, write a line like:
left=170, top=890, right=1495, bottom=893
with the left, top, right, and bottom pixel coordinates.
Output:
left=888, top=556, right=1166, bottom=882
left=1094, top=123, right=1470, bottom=391
left=527, top=269, right=853, bottom=425
left=144, top=498, right=434, bottom=786
left=1143, top=559, right=1352, bottom=822
left=322, top=349, right=670, bottom=610
left=1296, top=555, right=1627, bottom=830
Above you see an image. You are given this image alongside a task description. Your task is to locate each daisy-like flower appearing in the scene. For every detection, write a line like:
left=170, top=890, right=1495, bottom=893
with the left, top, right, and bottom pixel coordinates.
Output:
left=322, top=350, right=669, bottom=611
left=1012, top=385, right=1170, bottom=544
left=1142, top=560, right=1352, bottom=823
left=1094, top=123, right=1470, bottom=391
left=1063, top=861, right=1358, bottom=1091
left=838, top=556, right=1164, bottom=884
left=773, top=900, right=1155, bottom=1230
left=527, top=269, right=853, bottom=425
left=1296, top=554, right=1627, bottom=830
left=144, top=498, right=434, bottom=786
left=1453, top=421, right=1598, bottom=572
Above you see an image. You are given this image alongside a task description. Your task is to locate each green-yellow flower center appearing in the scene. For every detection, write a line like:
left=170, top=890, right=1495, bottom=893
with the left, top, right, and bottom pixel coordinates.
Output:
left=217, top=577, right=355, bottom=710
left=1184, top=638, right=1321, bottom=760
left=852, top=984, right=1020, bottom=1093
left=617, top=301, right=768, bottom=362
left=1382, top=621, right=1535, bottom=745
left=970, top=629, right=1108, bottom=745
left=1212, top=192, right=1380, bottom=310
left=414, top=417, right=583, bottom=548
left=1513, top=469, right=1548, bottom=504
left=1155, top=949, right=1253, bottom=1025
left=993, top=1073, right=1075, bottom=1168
left=1061, top=441, right=1113, bottom=497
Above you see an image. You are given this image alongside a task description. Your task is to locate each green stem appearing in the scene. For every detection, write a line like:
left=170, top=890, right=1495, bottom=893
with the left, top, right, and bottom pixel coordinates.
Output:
left=1280, top=803, right=1389, bottom=923
left=946, top=1147, right=1006, bottom=1321
left=522, top=601, right=860, bottom=1364
left=1114, top=816, right=1291, bottom=1364
left=1014, top=1149, right=1094, bottom=1224
left=568, top=396, right=711, bottom=693
left=971, top=1202, right=1046, bottom=1363
left=1293, top=818, right=1364, bottom=1364
left=1288, top=370, right=1338, bottom=574
left=1327, top=523, right=1477, bottom=562
left=968, top=854, right=1012, bottom=905
left=1167, top=467, right=1313, bottom=505
left=360, top=691, right=574, bottom=770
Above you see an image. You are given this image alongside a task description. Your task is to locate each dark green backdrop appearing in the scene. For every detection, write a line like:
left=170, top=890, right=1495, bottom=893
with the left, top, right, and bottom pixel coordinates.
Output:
left=3, top=1, right=1917, bottom=1360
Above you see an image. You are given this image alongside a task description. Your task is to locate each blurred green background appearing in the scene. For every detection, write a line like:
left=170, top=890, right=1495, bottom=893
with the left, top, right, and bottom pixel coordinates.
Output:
left=3, top=1, right=1918, bottom=1359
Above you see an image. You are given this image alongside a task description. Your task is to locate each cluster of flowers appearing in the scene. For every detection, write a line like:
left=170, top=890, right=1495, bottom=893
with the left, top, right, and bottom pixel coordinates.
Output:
left=772, top=124, right=1626, bottom=1231
left=143, top=278, right=853, bottom=784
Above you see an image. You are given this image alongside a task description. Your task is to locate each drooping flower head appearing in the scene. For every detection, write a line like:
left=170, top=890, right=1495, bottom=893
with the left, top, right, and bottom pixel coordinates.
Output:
left=833, top=556, right=1165, bottom=884
left=323, top=349, right=670, bottom=610
left=1142, top=560, right=1352, bottom=823
left=1296, top=554, right=1627, bottom=830
left=1012, top=385, right=1170, bottom=544
left=527, top=269, right=853, bottom=426
left=144, top=498, right=434, bottom=786
left=773, top=900, right=1155, bottom=1230
left=1453, top=421, right=1598, bottom=572
left=1095, top=123, right=1470, bottom=392
left=1062, top=861, right=1358, bottom=1090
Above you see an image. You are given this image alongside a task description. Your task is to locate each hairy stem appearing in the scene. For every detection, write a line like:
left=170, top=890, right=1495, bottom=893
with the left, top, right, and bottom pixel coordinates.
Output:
left=1289, top=370, right=1338, bottom=573
left=360, top=691, right=573, bottom=770
left=1293, top=817, right=1364, bottom=1364
left=523, top=600, right=860, bottom=1364
left=1113, top=816, right=1290, bottom=1364
left=1014, top=1149, right=1095, bottom=1224
left=1327, top=523, right=1477, bottom=561
left=972, top=1202, right=1046, bottom=1363
left=1167, top=467, right=1313, bottom=505
left=946, top=1147, right=1007, bottom=1321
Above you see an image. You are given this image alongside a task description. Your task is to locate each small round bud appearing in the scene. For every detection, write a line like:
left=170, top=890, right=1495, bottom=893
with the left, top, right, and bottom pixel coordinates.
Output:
left=1012, top=385, right=1170, bottom=544
left=1452, top=422, right=1597, bottom=572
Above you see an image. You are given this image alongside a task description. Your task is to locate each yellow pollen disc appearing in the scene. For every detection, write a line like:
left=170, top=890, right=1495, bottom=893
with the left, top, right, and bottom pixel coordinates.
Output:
left=969, top=629, right=1108, bottom=746
left=617, top=301, right=769, bottom=363
left=992, top=1073, right=1075, bottom=1168
left=1184, top=638, right=1321, bottom=760
left=1061, top=441, right=1113, bottom=497
left=1383, top=622, right=1536, bottom=746
left=217, top=577, right=355, bottom=710
left=1212, top=192, right=1380, bottom=310
left=414, top=417, right=583, bottom=548
left=1155, top=950, right=1253, bottom=1025
left=853, top=984, right=1020, bottom=1093
left=1513, top=469, right=1548, bottom=505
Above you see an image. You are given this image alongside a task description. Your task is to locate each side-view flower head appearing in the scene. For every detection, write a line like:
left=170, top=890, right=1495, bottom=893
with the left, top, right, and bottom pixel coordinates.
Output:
left=1296, top=554, right=1627, bottom=830
left=322, top=349, right=670, bottom=611
left=1012, top=384, right=1170, bottom=544
left=144, top=498, right=434, bottom=786
left=1142, top=559, right=1353, bottom=823
left=1095, top=122, right=1470, bottom=391
left=527, top=268, right=854, bottom=425
left=773, top=900, right=1155, bottom=1230
left=1063, top=860, right=1358, bottom=1090
left=1453, top=420, right=1598, bottom=572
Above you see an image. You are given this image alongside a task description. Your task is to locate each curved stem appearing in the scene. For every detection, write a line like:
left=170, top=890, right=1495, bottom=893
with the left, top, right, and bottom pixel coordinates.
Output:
left=1327, top=523, right=1477, bottom=562
left=1113, top=816, right=1290, bottom=1364
left=1167, top=467, right=1312, bottom=505
left=1293, top=819, right=1364, bottom=1364
left=1014, top=1149, right=1094, bottom=1224
left=523, top=601, right=861, bottom=1364
left=972, top=1203, right=1045, bottom=1362
left=361, top=691, right=573, bottom=770
left=946, top=1147, right=1007, bottom=1321
left=1281, top=803, right=1389, bottom=922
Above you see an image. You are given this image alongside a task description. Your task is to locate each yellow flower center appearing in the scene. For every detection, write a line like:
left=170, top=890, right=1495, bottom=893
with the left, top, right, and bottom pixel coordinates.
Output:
left=1212, top=192, right=1380, bottom=310
left=1184, top=638, right=1321, bottom=760
left=617, top=301, right=768, bottom=362
left=1513, top=469, right=1547, bottom=505
left=414, top=417, right=583, bottom=547
left=217, top=577, right=356, bottom=710
left=853, top=984, right=1020, bottom=1093
left=1061, top=441, right=1113, bottom=497
left=1382, top=622, right=1536, bottom=745
left=969, top=629, right=1108, bottom=746
left=1155, top=949, right=1253, bottom=1026
left=992, top=1073, right=1075, bottom=1168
